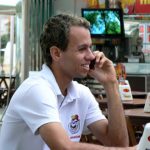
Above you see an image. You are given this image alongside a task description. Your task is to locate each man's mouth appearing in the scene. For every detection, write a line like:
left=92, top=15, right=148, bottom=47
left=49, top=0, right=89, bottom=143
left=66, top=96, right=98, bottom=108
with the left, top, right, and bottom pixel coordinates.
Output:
left=81, top=64, right=90, bottom=70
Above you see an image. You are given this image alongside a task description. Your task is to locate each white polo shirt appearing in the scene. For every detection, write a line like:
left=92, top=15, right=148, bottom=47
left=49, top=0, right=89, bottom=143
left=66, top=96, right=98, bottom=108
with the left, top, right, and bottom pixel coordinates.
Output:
left=0, top=64, right=106, bottom=150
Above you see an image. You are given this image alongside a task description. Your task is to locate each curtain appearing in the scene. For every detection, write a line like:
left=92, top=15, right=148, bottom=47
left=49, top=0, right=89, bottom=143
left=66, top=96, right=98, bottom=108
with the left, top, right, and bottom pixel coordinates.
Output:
left=29, top=0, right=53, bottom=71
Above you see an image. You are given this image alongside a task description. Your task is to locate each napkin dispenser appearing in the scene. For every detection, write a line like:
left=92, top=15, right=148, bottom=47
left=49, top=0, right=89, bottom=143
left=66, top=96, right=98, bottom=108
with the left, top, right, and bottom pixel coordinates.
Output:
left=144, top=93, right=150, bottom=112
left=119, top=80, right=133, bottom=101
left=137, top=123, right=150, bottom=150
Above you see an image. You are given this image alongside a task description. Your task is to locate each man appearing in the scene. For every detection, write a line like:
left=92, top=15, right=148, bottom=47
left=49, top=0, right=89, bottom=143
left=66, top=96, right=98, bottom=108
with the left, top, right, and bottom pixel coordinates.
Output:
left=0, top=14, right=136, bottom=150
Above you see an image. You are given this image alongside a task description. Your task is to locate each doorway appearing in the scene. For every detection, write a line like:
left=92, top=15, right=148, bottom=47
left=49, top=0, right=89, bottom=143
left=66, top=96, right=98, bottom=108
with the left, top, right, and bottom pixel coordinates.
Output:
left=0, top=2, right=20, bottom=121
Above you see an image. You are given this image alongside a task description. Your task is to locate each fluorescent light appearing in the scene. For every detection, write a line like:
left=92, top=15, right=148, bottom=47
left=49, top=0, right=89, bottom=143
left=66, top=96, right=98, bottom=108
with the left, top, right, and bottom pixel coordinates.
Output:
left=0, top=0, right=21, bottom=6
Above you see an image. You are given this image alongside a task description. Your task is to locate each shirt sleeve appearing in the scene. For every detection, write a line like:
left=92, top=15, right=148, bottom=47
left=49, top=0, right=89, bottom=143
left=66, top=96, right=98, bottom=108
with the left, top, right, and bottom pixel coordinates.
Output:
left=17, top=83, right=60, bottom=135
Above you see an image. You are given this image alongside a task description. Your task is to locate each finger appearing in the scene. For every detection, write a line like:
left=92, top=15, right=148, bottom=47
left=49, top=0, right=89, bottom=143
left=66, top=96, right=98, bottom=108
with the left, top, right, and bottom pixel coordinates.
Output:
left=93, top=51, right=105, bottom=63
left=94, top=52, right=106, bottom=67
left=98, top=56, right=107, bottom=68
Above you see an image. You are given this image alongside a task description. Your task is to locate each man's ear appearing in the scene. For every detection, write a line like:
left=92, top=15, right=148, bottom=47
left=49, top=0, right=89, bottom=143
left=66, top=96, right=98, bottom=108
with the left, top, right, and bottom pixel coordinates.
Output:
left=50, top=46, right=61, bottom=61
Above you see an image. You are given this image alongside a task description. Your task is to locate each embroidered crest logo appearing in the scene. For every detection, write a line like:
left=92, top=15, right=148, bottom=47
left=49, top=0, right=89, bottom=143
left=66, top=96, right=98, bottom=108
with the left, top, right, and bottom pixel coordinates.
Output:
left=68, top=114, right=80, bottom=134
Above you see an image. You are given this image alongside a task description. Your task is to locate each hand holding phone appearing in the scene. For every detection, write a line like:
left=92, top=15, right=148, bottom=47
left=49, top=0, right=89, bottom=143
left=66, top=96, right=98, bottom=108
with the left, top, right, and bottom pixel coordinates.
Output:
left=89, top=58, right=96, bottom=70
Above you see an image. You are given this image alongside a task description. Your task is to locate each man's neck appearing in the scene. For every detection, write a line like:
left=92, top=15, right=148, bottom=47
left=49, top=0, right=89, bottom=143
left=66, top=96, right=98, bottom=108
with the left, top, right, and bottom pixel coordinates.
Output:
left=50, top=66, right=72, bottom=96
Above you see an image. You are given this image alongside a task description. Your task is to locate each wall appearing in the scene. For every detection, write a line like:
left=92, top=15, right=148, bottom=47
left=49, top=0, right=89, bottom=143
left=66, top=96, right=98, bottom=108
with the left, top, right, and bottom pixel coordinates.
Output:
left=53, top=0, right=87, bottom=16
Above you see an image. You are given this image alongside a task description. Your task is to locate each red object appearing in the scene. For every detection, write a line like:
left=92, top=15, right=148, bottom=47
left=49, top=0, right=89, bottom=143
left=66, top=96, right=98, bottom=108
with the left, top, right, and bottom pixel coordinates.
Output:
left=124, top=0, right=150, bottom=14
left=123, top=89, right=129, bottom=92
left=135, top=0, right=150, bottom=14
left=139, top=25, right=144, bottom=33
left=148, top=136, right=150, bottom=142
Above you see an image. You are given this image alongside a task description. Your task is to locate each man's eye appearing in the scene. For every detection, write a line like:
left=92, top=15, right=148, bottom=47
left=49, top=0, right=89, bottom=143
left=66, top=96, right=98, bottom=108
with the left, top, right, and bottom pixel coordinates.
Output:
left=78, top=45, right=92, bottom=51
left=78, top=47, right=86, bottom=51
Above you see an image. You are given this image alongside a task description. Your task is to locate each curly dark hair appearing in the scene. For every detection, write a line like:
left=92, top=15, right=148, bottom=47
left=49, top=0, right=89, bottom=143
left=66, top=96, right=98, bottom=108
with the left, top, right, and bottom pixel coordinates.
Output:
left=40, top=13, right=90, bottom=66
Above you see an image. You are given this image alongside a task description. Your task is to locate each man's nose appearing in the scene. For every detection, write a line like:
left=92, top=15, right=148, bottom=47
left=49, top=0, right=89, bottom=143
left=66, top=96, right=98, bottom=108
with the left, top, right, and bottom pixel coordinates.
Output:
left=87, top=49, right=95, bottom=60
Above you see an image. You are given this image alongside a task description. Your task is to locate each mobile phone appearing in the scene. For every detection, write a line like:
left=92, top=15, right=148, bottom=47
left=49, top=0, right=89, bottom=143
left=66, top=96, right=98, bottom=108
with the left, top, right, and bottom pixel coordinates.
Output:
left=89, top=58, right=96, bottom=70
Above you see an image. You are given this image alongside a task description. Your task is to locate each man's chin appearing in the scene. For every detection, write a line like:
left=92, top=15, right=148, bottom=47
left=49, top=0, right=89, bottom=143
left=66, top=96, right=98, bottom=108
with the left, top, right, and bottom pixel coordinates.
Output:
left=75, top=73, right=88, bottom=79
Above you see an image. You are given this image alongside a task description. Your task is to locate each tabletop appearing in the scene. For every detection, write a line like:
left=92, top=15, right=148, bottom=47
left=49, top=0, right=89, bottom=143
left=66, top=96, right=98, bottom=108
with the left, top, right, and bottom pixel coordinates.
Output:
left=97, top=98, right=146, bottom=110
left=125, top=108, right=150, bottom=118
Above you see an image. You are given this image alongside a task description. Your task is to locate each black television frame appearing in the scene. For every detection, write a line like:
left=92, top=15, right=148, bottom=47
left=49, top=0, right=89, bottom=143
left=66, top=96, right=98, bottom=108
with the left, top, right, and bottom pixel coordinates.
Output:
left=81, top=8, right=125, bottom=39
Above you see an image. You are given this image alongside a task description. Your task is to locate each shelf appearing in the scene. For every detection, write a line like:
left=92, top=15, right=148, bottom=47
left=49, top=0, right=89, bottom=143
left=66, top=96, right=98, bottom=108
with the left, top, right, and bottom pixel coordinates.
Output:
left=124, top=14, right=150, bottom=22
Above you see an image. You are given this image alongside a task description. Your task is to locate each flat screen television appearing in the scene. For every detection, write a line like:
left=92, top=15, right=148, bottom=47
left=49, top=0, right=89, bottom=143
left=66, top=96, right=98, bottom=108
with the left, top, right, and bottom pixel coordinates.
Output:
left=81, top=8, right=125, bottom=39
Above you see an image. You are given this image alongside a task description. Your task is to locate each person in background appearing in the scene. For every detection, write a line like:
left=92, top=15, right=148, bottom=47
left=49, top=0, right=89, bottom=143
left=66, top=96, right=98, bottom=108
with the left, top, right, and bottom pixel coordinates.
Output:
left=0, top=13, right=137, bottom=150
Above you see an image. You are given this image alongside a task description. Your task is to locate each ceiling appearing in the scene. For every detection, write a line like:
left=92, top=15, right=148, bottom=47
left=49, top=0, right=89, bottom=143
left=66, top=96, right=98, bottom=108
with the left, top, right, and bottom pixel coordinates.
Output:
left=0, top=5, right=16, bottom=15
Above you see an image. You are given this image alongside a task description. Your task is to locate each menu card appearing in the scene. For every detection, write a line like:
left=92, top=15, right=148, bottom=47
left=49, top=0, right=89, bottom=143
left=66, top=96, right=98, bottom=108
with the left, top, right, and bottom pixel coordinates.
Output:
left=115, top=63, right=133, bottom=101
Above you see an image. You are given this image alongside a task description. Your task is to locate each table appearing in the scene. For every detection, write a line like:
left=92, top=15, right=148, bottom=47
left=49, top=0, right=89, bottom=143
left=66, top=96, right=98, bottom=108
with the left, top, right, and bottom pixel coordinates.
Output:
left=132, top=91, right=147, bottom=98
left=0, top=87, right=7, bottom=107
left=97, top=98, right=146, bottom=110
left=97, top=97, right=148, bottom=146
left=0, top=74, right=16, bottom=89
left=124, top=108, right=150, bottom=146
left=0, top=74, right=16, bottom=107
left=125, top=108, right=150, bottom=125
